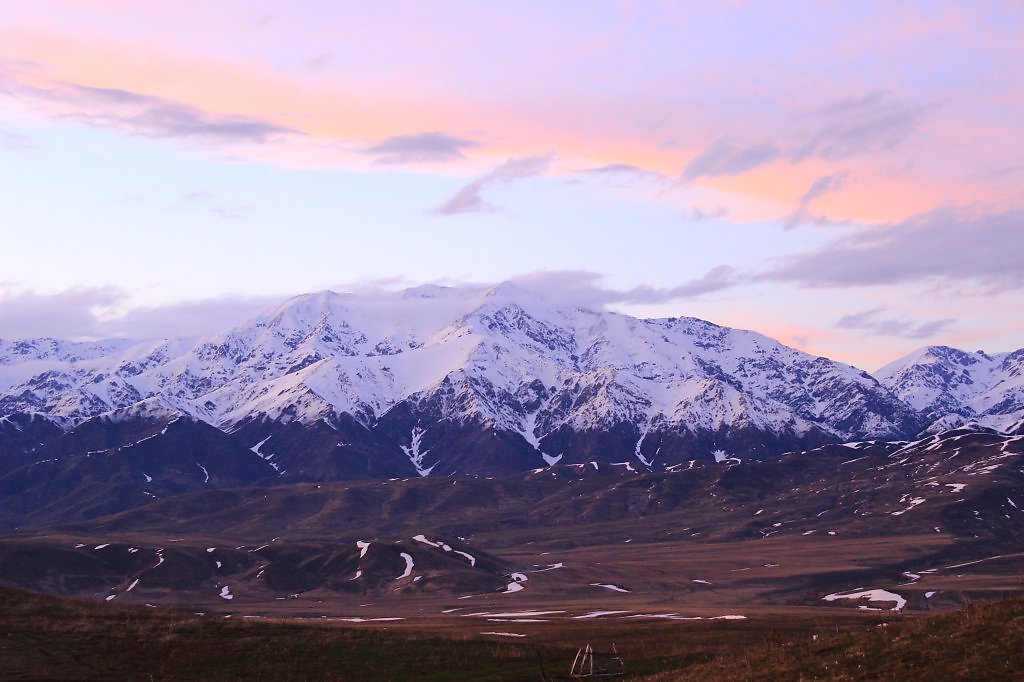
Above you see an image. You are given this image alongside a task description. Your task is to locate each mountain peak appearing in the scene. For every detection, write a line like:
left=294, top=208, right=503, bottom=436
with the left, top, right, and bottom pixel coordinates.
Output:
left=877, top=343, right=1024, bottom=432
left=3, top=289, right=1022, bottom=473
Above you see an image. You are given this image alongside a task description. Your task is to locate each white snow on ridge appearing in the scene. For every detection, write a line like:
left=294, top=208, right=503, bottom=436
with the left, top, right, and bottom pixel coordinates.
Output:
left=878, top=346, right=1024, bottom=432
left=0, top=284, right=939, bottom=443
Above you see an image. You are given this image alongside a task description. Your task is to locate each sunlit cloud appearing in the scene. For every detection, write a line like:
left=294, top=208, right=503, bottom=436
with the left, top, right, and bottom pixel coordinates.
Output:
left=782, top=171, right=849, bottom=229
left=683, top=138, right=782, bottom=181
left=792, top=91, right=932, bottom=161
left=432, top=156, right=552, bottom=215
left=4, top=77, right=294, bottom=145
left=365, top=131, right=481, bottom=164
left=684, top=92, right=933, bottom=182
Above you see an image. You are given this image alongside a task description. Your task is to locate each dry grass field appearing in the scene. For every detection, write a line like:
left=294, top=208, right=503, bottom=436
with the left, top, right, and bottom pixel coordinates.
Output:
left=2, top=584, right=1023, bottom=681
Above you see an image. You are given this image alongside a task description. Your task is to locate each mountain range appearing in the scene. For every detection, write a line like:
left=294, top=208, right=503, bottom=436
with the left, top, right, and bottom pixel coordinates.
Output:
left=1, top=283, right=1022, bottom=498
left=3, top=283, right=1024, bottom=619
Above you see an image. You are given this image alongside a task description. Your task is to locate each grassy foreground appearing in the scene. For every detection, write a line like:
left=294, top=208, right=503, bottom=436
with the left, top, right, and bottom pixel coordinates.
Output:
left=1, top=585, right=1023, bottom=681
left=0, top=586, right=565, bottom=681
left=641, top=596, right=1024, bottom=681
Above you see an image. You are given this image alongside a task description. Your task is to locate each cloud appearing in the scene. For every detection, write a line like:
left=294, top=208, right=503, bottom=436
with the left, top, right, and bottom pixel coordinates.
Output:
left=837, top=307, right=955, bottom=339
left=0, top=286, right=124, bottom=339
left=762, top=207, right=1024, bottom=290
left=110, top=296, right=282, bottom=339
left=688, top=206, right=728, bottom=221
left=683, top=91, right=931, bottom=180
left=0, top=269, right=743, bottom=340
left=0, top=129, right=33, bottom=150
left=682, top=138, right=781, bottom=180
left=782, top=171, right=849, bottom=229
left=366, top=131, right=481, bottom=164
left=432, top=155, right=551, bottom=215
left=304, top=53, right=334, bottom=71
left=793, top=91, right=930, bottom=161
left=0, top=286, right=279, bottom=340
left=183, top=191, right=249, bottom=221
left=575, top=163, right=664, bottom=181
left=3, top=77, right=293, bottom=145
left=508, top=266, right=742, bottom=307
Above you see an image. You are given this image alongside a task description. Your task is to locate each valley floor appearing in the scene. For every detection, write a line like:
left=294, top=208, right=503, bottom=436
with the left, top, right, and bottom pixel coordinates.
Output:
left=1, top=585, right=1022, bottom=681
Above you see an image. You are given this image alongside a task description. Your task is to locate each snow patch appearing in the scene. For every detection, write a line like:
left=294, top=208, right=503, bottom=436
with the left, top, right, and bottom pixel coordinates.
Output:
left=464, top=610, right=563, bottom=618
left=891, top=496, right=926, bottom=516
left=396, top=552, right=414, bottom=579
left=712, top=449, right=741, bottom=465
left=590, top=582, right=630, bottom=593
left=541, top=452, right=562, bottom=466
left=823, top=589, right=906, bottom=611
left=635, top=422, right=653, bottom=467
left=400, top=426, right=435, bottom=477
left=501, top=572, right=528, bottom=594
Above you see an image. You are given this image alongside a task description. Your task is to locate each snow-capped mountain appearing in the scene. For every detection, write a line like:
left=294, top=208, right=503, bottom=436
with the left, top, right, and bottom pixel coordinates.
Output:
left=0, top=283, right=998, bottom=478
left=877, top=345, right=1024, bottom=433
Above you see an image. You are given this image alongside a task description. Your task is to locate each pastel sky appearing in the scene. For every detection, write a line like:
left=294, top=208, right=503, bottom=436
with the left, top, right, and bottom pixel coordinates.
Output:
left=1, top=1, right=1022, bottom=370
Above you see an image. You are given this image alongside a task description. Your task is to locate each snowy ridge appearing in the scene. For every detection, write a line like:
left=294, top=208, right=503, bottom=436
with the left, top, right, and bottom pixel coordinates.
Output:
left=878, top=346, right=1024, bottom=433
left=0, top=284, right=1018, bottom=473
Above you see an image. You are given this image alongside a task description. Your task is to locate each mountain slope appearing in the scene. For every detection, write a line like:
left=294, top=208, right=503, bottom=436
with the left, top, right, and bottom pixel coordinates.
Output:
left=878, top=345, right=1024, bottom=432
left=0, top=284, right=931, bottom=476
left=0, top=403, right=278, bottom=528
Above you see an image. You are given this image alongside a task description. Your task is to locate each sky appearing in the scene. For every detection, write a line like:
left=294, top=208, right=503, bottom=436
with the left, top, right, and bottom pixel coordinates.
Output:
left=1, top=1, right=1022, bottom=371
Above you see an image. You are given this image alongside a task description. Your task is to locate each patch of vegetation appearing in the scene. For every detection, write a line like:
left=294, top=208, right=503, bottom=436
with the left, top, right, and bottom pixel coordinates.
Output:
left=4, top=584, right=1023, bottom=681
left=642, top=595, right=1024, bottom=681
left=0, top=586, right=561, bottom=681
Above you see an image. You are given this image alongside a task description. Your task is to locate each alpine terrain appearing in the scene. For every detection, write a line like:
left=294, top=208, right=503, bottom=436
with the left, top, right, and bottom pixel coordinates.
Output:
left=1, top=283, right=1024, bottom=655
left=2, top=283, right=971, bottom=484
